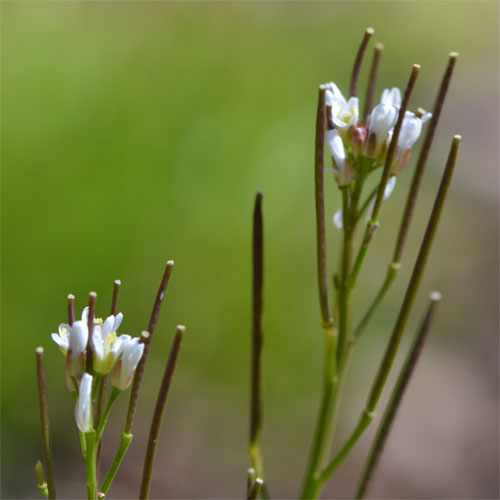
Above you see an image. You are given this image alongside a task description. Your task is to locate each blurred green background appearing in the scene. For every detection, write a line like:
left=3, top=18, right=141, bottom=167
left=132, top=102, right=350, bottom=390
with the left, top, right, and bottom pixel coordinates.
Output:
left=2, top=1, right=498, bottom=498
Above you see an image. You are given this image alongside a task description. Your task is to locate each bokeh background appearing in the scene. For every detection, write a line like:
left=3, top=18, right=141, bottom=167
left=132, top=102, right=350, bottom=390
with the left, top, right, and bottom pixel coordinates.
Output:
left=2, top=1, right=498, bottom=499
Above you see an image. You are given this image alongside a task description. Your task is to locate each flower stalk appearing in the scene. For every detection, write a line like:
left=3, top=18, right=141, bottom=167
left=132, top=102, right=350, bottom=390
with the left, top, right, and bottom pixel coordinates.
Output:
left=35, top=348, right=56, bottom=500
left=139, top=325, right=185, bottom=499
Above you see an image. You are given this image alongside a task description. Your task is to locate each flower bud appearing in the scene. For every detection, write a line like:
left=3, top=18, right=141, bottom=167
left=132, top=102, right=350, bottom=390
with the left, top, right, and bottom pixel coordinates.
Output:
left=326, top=129, right=354, bottom=186
left=111, top=337, right=144, bottom=391
left=75, top=373, right=93, bottom=433
left=66, top=320, right=88, bottom=379
left=365, top=103, right=398, bottom=158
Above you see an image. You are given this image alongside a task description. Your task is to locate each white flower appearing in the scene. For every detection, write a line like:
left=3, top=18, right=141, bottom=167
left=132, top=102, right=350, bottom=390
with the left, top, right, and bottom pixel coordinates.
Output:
left=112, top=336, right=144, bottom=391
left=380, top=87, right=402, bottom=107
left=365, top=103, right=398, bottom=158
left=75, top=373, right=93, bottom=433
left=52, top=307, right=90, bottom=354
left=326, top=129, right=353, bottom=186
left=92, top=313, right=125, bottom=375
left=323, top=82, right=359, bottom=132
left=391, top=111, right=432, bottom=172
left=397, top=111, right=432, bottom=151
left=51, top=323, right=71, bottom=353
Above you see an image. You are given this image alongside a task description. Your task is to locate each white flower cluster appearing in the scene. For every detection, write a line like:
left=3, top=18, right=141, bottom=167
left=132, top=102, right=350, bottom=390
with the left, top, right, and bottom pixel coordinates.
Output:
left=322, top=82, right=431, bottom=186
left=52, top=307, right=144, bottom=392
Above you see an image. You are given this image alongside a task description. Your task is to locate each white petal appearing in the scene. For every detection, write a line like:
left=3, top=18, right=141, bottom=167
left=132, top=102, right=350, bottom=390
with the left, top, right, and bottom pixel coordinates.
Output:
left=326, top=129, right=345, bottom=170
left=101, top=316, right=115, bottom=336
left=384, top=177, right=396, bottom=199
left=333, top=209, right=343, bottom=229
left=51, top=333, right=68, bottom=349
left=113, top=313, right=123, bottom=332
left=92, top=329, right=104, bottom=360
left=81, top=307, right=89, bottom=323
left=69, top=321, right=88, bottom=360
left=381, top=87, right=402, bottom=107
left=324, top=82, right=345, bottom=104
left=421, top=112, right=432, bottom=124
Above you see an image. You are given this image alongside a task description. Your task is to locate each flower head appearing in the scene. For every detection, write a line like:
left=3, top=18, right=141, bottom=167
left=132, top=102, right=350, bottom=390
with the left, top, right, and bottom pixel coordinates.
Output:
left=75, top=373, right=93, bottom=433
left=324, top=82, right=359, bottom=138
left=111, top=336, right=144, bottom=391
left=51, top=324, right=71, bottom=354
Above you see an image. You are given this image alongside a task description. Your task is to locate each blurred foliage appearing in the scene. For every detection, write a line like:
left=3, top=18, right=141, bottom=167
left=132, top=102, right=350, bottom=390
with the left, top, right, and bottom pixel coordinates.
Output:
left=2, top=2, right=498, bottom=498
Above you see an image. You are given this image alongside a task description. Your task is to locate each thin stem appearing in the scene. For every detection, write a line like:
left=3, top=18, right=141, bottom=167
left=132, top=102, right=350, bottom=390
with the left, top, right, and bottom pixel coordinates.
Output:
left=249, top=191, right=270, bottom=500
left=355, top=292, right=441, bottom=499
left=84, top=431, right=98, bottom=500
left=353, top=263, right=401, bottom=342
left=111, top=279, right=121, bottom=316
left=366, top=135, right=460, bottom=411
left=95, top=387, right=121, bottom=443
left=247, top=468, right=256, bottom=498
left=68, top=294, right=75, bottom=326
left=314, top=86, right=333, bottom=328
left=35, top=348, right=56, bottom=500
left=300, top=325, right=337, bottom=499
left=363, top=43, right=383, bottom=120
left=100, top=432, right=133, bottom=496
left=139, top=325, right=185, bottom=499
left=393, top=53, right=458, bottom=263
left=336, top=186, right=356, bottom=363
left=319, top=410, right=374, bottom=483
left=350, top=27, right=374, bottom=98
left=86, top=292, right=97, bottom=376
left=125, top=260, right=174, bottom=434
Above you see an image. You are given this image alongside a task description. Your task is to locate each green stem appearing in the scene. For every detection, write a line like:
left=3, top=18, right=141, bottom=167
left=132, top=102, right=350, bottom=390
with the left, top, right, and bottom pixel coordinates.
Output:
left=100, top=432, right=133, bottom=496
left=336, top=188, right=354, bottom=364
left=300, top=326, right=337, bottom=499
left=352, top=262, right=401, bottom=342
left=95, top=388, right=121, bottom=443
left=85, top=431, right=98, bottom=500
left=319, top=410, right=374, bottom=483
